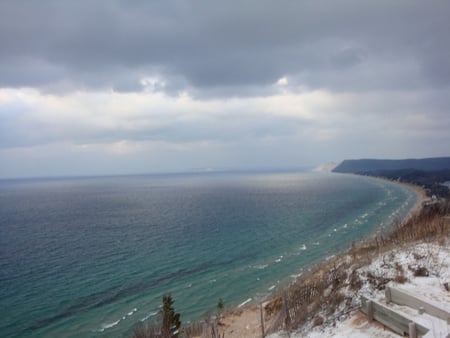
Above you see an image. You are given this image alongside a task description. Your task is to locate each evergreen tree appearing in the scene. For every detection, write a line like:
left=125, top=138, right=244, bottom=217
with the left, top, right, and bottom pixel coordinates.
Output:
left=161, top=294, right=181, bottom=338
left=217, top=298, right=224, bottom=317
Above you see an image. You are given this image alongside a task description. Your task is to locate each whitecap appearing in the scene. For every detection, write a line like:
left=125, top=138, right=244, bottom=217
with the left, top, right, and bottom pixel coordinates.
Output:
left=238, top=298, right=252, bottom=308
left=268, top=285, right=276, bottom=291
left=253, top=264, right=268, bottom=269
left=141, top=311, right=158, bottom=322
left=300, top=244, right=307, bottom=250
left=290, top=273, right=302, bottom=279
left=98, top=319, right=121, bottom=332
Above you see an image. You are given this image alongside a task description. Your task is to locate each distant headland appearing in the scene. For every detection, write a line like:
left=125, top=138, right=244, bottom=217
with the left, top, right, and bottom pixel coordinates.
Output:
left=332, top=156, right=450, bottom=198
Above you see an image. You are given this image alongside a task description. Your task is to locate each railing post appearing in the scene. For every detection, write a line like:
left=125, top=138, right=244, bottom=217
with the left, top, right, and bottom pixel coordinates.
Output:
left=408, top=322, right=417, bottom=338
left=385, top=286, right=392, bottom=304
left=367, top=300, right=374, bottom=322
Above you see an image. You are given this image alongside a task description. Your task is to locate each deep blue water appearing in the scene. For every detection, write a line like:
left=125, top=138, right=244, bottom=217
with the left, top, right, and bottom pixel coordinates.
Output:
left=0, top=171, right=416, bottom=337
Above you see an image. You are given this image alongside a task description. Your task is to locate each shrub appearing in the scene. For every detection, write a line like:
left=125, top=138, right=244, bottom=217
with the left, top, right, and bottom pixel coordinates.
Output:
left=413, top=266, right=429, bottom=277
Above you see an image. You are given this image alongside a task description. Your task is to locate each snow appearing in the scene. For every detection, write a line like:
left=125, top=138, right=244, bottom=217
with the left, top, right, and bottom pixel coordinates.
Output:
left=268, top=240, right=450, bottom=338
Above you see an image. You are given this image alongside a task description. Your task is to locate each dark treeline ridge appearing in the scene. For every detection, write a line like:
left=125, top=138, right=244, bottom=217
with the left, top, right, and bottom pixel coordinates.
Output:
left=333, top=157, right=450, bottom=198
left=333, top=157, right=450, bottom=173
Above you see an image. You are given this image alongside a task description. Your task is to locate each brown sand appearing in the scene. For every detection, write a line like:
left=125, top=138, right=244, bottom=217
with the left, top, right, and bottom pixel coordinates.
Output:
left=219, top=306, right=265, bottom=338
left=398, top=182, right=428, bottom=224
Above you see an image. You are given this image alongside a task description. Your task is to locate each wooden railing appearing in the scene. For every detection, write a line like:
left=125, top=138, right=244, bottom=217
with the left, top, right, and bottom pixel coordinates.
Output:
left=360, top=295, right=429, bottom=337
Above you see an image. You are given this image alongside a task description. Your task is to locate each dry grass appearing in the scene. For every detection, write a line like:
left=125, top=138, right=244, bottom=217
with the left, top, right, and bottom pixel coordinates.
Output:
left=412, top=266, right=429, bottom=277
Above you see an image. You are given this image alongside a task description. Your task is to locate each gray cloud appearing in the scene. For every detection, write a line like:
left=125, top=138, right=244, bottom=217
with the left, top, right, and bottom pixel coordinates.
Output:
left=1, top=1, right=449, bottom=95
left=1, top=1, right=450, bottom=178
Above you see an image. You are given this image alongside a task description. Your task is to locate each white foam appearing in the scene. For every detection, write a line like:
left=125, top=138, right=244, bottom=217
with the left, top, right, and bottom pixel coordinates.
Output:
left=300, top=244, right=307, bottom=250
left=268, top=285, right=276, bottom=291
left=253, top=264, right=268, bottom=269
left=290, top=272, right=302, bottom=279
left=238, top=298, right=252, bottom=308
left=141, top=311, right=158, bottom=322
left=98, top=319, right=121, bottom=332
left=127, top=308, right=138, bottom=316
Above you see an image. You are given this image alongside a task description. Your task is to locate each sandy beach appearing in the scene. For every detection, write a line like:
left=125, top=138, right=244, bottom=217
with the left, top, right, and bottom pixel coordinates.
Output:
left=398, top=181, right=428, bottom=223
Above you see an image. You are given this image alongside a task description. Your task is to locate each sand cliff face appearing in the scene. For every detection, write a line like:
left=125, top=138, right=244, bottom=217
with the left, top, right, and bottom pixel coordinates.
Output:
left=314, top=162, right=338, bottom=172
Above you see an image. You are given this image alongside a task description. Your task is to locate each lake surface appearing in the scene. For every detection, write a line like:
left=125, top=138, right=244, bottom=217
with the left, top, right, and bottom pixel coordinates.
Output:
left=0, top=171, right=417, bottom=337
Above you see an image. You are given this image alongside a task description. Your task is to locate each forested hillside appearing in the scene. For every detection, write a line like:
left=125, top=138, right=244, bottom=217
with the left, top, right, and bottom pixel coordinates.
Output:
left=333, top=157, right=450, bottom=198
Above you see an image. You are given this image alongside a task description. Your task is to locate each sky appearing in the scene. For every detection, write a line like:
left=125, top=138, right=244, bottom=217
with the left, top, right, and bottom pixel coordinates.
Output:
left=1, top=1, right=450, bottom=178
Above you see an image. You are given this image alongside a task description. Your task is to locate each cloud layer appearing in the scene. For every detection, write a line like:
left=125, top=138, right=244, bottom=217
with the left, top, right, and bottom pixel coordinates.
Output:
left=1, top=1, right=449, bottom=177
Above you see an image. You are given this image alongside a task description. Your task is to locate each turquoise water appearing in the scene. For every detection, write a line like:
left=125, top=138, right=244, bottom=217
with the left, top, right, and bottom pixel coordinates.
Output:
left=0, top=171, right=417, bottom=337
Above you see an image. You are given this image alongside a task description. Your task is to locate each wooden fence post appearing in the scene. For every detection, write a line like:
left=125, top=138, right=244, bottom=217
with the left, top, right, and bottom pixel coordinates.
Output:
left=210, top=318, right=216, bottom=338
left=283, top=292, right=291, bottom=337
left=201, top=321, right=208, bottom=338
left=260, top=303, right=265, bottom=338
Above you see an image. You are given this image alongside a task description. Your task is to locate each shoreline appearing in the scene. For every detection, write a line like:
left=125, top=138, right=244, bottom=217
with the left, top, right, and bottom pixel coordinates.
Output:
left=369, top=174, right=428, bottom=224
left=397, top=181, right=428, bottom=224
left=216, top=178, right=428, bottom=337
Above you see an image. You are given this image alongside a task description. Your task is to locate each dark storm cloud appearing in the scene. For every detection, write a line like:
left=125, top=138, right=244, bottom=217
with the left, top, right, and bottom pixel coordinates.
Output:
left=1, top=1, right=449, bottom=95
